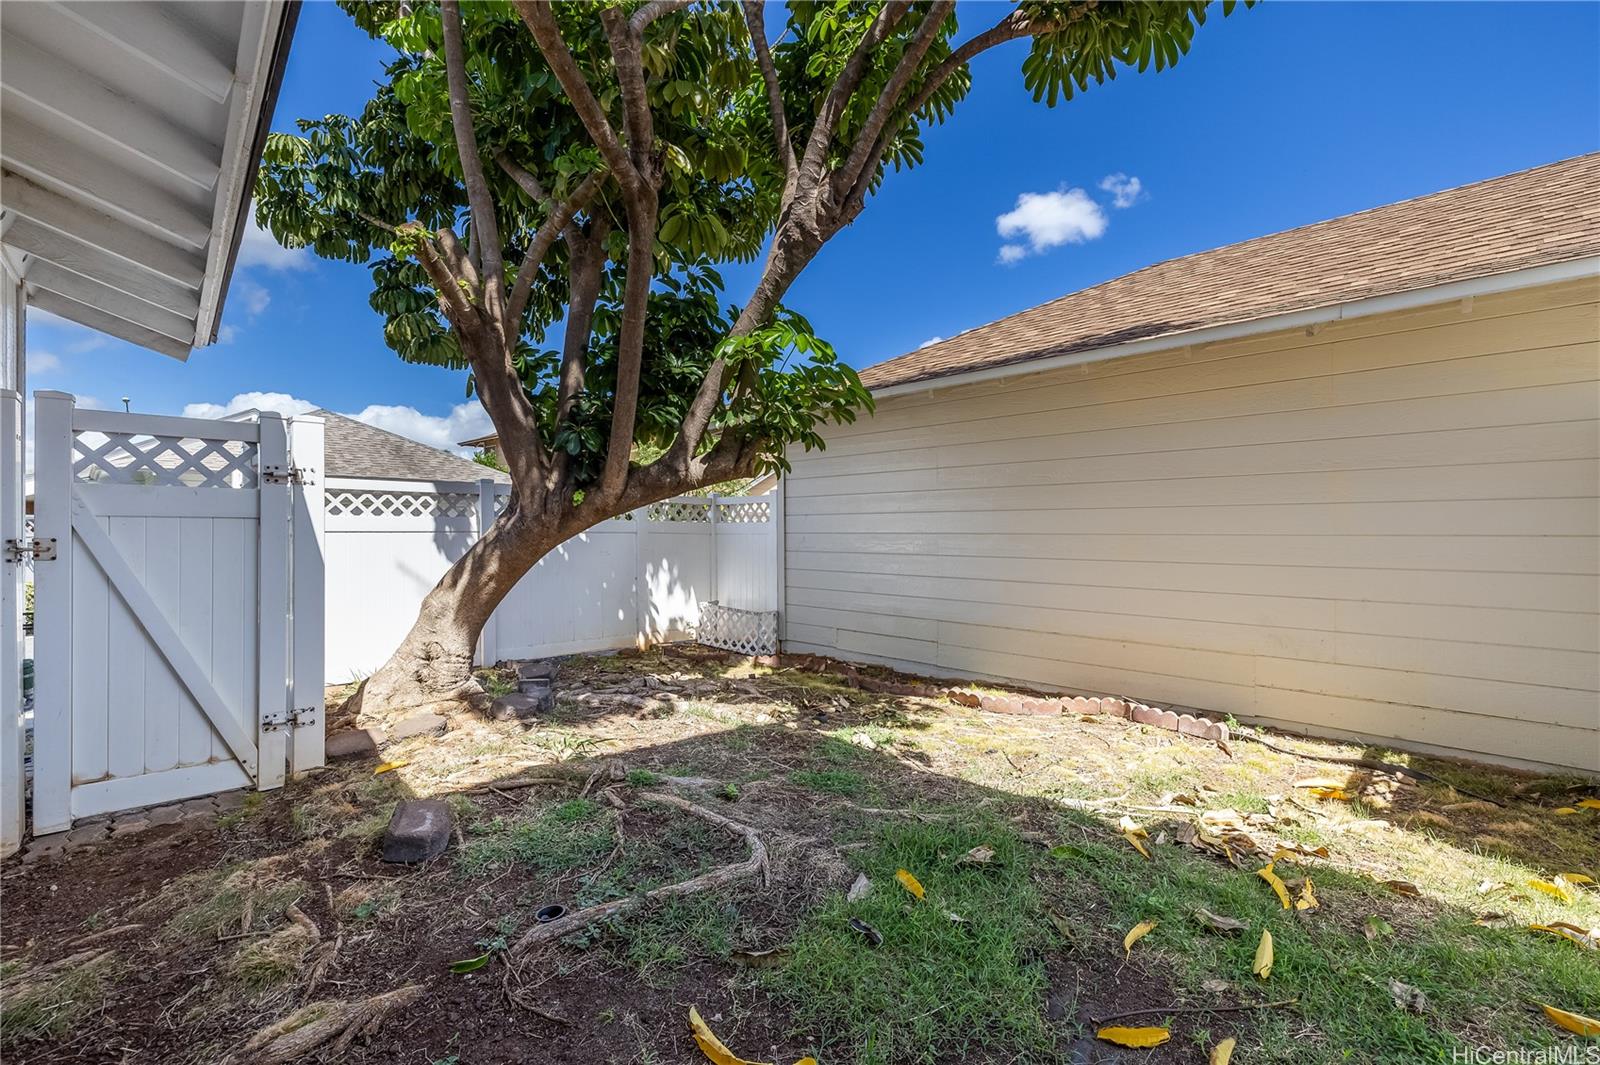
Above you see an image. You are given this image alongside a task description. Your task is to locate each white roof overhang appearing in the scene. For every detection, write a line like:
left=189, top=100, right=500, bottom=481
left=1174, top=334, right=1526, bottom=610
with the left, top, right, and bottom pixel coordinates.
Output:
left=0, top=1, right=298, bottom=359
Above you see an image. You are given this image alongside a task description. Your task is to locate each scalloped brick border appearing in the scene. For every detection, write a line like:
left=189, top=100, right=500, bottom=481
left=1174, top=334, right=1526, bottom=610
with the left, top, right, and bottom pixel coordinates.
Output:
left=966, top=690, right=1228, bottom=743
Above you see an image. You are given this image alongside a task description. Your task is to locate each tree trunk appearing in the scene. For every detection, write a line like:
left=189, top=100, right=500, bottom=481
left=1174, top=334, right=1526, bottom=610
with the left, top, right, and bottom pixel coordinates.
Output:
left=349, top=500, right=562, bottom=725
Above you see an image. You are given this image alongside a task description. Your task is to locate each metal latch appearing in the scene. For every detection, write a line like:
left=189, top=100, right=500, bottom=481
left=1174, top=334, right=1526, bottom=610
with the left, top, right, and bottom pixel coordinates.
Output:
left=261, top=465, right=314, bottom=485
left=262, top=707, right=319, bottom=732
left=4, top=537, right=57, bottom=563
left=292, top=707, right=318, bottom=728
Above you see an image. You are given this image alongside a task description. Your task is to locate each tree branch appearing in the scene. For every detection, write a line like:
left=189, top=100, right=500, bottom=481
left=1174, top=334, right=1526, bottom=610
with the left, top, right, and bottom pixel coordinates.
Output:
left=597, top=216, right=656, bottom=503
left=600, top=6, right=656, bottom=182
left=836, top=0, right=955, bottom=197
left=440, top=0, right=505, bottom=334
left=796, top=2, right=911, bottom=197
left=629, top=0, right=693, bottom=34
left=741, top=1, right=794, bottom=185
left=506, top=169, right=606, bottom=326
left=555, top=219, right=608, bottom=428
left=514, top=0, right=639, bottom=192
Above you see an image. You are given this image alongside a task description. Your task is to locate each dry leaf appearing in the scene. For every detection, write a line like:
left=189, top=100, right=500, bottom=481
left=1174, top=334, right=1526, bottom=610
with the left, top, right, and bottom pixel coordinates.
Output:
left=1202, top=977, right=1231, bottom=993
left=730, top=947, right=791, bottom=969
left=1293, top=776, right=1346, bottom=789
left=1120, top=816, right=1153, bottom=861
left=1364, top=914, right=1394, bottom=941
left=1123, top=919, right=1158, bottom=955
left=688, top=1006, right=772, bottom=1065
left=1295, top=876, right=1320, bottom=912
left=1473, top=911, right=1514, bottom=929
left=1388, top=978, right=1429, bottom=1013
left=1306, top=786, right=1354, bottom=801
left=957, top=845, right=995, bottom=866
left=944, top=911, right=967, bottom=924
left=373, top=760, right=408, bottom=775
left=1553, top=807, right=1579, bottom=816
left=846, top=873, right=872, bottom=902
left=1211, top=1037, right=1237, bottom=1065
left=1576, top=798, right=1600, bottom=810
left=848, top=918, right=883, bottom=947
left=1528, top=878, right=1576, bottom=904
left=1275, top=842, right=1330, bottom=861
left=1096, top=1026, right=1171, bottom=1048
left=1539, top=1003, right=1600, bottom=1036
left=894, top=869, right=925, bottom=900
left=1381, top=880, right=1421, bottom=897
left=1195, top=908, right=1249, bottom=935
left=1253, top=928, right=1274, bottom=979
left=1256, top=863, right=1292, bottom=909
left=1216, top=738, right=1233, bottom=758
left=1530, top=923, right=1600, bottom=950
left=1046, top=909, right=1080, bottom=948
left=1476, top=879, right=1509, bottom=896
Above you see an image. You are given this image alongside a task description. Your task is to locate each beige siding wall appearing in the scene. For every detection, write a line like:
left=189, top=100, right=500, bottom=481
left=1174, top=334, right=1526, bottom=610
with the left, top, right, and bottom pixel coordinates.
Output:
left=784, top=278, right=1600, bottom=773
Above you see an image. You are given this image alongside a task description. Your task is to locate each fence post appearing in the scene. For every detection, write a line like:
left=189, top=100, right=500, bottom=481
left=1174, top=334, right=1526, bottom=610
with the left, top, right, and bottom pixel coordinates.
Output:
left=0, top=388, right=25, bottom=853
left=287, top=416, right=325, bottom=775
left=772, top=475, right=786, bottom=642
left=255, top=413, right=289, bottom=791
left=475, top=478, right=498, bottom=666
left=30, top=391, right=74, bottom=833
left=707, top=493, right=720, bottom=608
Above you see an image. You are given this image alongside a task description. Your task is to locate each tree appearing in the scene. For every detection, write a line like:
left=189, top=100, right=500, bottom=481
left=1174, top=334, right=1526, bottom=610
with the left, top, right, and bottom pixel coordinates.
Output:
left=258, top=0, right=1242, bottom=723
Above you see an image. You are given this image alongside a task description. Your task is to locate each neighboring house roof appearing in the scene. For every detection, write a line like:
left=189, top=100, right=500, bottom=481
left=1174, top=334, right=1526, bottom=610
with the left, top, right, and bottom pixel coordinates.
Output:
left=314, top=410, right=510, bottom=483
left=862, top=153, right=1600, bottom=392
left=0, top=0, right=299, bottom=359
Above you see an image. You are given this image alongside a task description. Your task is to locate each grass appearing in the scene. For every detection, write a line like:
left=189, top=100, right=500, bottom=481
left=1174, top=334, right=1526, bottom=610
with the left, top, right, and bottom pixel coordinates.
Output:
left=148, top=863, right=307, bottom=943
left=1046, top=809, right=1600, bottom=1063
left=790, top=769, right=867, bottom=796
left=0, top=950, right=123, bottom=1040
left=770, top=816, right=1054, bottom=1065
left=456, top=797, right=614, bottom=877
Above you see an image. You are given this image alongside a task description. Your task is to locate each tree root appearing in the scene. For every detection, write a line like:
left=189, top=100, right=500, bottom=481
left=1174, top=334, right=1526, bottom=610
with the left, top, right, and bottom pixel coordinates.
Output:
left=513, top=790, right=768, bottom=955
left=220, top=984, right=424, bottom=1065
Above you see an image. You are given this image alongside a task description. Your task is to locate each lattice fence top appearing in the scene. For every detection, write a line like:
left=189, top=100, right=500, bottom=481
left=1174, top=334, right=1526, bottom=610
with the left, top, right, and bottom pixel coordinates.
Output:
left=326, top=488, right=476, bottom=519
left=646, top=499, right=712, bottom=523
left=72, top=431, right=257, bottom=488
left=719, top=500, right=770, bottom=524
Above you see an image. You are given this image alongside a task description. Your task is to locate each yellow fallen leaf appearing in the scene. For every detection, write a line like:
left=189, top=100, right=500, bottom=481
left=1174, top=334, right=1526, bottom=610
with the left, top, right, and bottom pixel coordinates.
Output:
left=1096, top=1025, right=1171, bottom=1048
left=1256, top=863, right=1291, bottom=909
left=1211, top=1036, right=1237, bottom=1065
left=1554, top=807, right=1579, bottom=816
left=1306, top=786, right=1354, bottom=801
left=688, top=1006, right=772, bottom=1065
left=1253, top=927, right=1274, bottom=978
left=1380, top=879, right=1421, bottom=897
left=894, top=869, right=925, bottom=900
left=1529, top=878, right=1576, bottom=904
left=1576, top=798, right=1600, bottom=810
left=793, top=1059, right=818, bottom=1065
left=374, top=760, right=408, bottom=775
left=1120, top=815, right=1152, bottom=861
left=1530, top=923, right=1600, bottom=951
left=1540, top=1003, right=1600, bottom=1036
left=1123, top=919, right=1158, bottom=955
left=1293, top=776, right=1346, bottom=789
left=1295, top=876, right=1320, bottom=912
left=1559, top=873, right=1594, bottom=885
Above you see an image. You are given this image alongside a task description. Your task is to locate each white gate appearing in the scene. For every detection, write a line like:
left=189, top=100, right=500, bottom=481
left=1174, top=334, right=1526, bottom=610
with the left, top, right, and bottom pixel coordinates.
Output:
left=29, top=392, right=324, bottom=832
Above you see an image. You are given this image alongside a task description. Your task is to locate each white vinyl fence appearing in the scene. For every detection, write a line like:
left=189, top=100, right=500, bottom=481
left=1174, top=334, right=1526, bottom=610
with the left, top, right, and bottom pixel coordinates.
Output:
left=323, top=480, right=779, bottom=682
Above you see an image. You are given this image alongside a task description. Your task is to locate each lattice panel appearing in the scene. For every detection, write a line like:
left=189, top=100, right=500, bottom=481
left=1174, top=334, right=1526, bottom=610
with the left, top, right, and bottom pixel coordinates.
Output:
left=73, top=432, right=256, bottom=488
left=699, top=601, right=778, bottom=656
left=326, top=489, right=477, bottom=519
left=718, top=500, right=770, bottom=524
left=645, top=500, right=712, bottom=523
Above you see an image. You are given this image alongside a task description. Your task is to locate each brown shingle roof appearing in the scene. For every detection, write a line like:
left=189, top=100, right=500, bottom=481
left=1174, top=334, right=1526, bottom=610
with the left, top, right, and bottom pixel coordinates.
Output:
left=861, top=153, right=1600, bottom=391
left=312, top=410, right=510, bottom=483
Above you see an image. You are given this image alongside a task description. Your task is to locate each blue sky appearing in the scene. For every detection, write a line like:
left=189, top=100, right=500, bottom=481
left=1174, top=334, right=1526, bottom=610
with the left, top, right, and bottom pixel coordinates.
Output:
left=26, top=0, right=1600, bottom=454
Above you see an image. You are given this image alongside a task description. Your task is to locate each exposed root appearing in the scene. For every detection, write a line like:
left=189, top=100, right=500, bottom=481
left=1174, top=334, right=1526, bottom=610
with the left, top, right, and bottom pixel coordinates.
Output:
left=220, top=984, right=424, bottom=1065
left=513, top=790, right=768, bottom=955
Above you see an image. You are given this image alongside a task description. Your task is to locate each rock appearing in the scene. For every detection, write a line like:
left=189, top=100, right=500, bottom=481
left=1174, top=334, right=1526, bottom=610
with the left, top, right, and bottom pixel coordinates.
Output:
left=848, top=732, right=877, bottom=751
left=110, top=817, right=150, bottom=838
left=65, top=821, right=110, bottom=848
left=381, top=799, right=453, bottom=864
left=517, top=658, right=558, bottom=682
left=147, top=804, right=187, bottom=826
left=388, top=712, right=447, bottom=741
left=326, top=728, right=381, bottom=760
left=490, top=689, right=552, bottom=721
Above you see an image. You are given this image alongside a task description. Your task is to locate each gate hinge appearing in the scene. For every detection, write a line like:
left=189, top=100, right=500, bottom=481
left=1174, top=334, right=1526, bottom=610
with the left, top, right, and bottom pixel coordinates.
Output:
left=293, top=706, right=318, bottom=728
left=261, top=465, right=314, bottom=485
left=4, top=537, right=57, bottom=563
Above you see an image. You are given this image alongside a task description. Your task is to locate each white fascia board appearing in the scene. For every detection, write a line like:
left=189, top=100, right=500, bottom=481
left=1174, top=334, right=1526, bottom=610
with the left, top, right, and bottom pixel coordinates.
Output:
left=870, top=256, right=1600, bottom=400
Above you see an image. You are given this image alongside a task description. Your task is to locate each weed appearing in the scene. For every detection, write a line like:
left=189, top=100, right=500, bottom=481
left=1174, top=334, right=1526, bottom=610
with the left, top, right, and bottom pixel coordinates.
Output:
left=0, top=950, right=123, bottom=1041
left=626, top=769, right=665, bottom=787
left=148, top=864, right=306, bottom=944
left=790, top=769, right=866, bottom=796
left=456, top=798, right=614, bottom=877
left=217, top=791, right=266, bottom=830
left=716, top=782, right=740, bottom=801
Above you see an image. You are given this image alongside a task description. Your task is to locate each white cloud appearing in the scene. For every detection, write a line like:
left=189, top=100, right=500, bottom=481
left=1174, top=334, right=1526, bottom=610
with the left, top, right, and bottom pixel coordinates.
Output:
left=28, top=309, right=110, bottom=354
left=995, top=186, right=1108, bottom=262
left=180, top=392, right=493, bottom=456
left=182, top=392, right=319, bottom=420
left=217, top=325, right=239, bottom=345
left=28, top=351, right=62, bottom=375
left=918, top=336, right=943, bottom=349
left=237, top=217, right=314, bottom=272
left=1099, top=172, right=1144, bottom=209
left=236, top=280, right=271, bottom=317
left=345, top=402, right=493, bottom=454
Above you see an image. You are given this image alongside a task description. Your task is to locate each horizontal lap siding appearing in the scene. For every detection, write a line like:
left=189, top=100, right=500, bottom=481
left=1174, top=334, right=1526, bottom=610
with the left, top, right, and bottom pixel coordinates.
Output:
left=784, top=279, right=1600, bottom=773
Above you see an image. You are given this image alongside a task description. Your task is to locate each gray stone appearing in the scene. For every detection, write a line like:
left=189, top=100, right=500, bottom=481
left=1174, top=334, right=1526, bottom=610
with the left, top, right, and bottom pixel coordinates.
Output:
left=147, top=805, right=187, bottom=826
left=517, top=658, right=558, bottom=682
left=64, top=821, right=109, bottom=848
left=490, top=689, right=551, bottom=721
left=21, top=834, right=69, bottom=862
left=214, top=790, right=249, bottom=811
left=178, top=797, right=218, bottom=817
left=327, top=728, right=381, bottom=759
left=110, top=817, right=150, bottom=838
left=388, top=712, right=447, bottom=741
left=381, top=799, right=453, bottom=864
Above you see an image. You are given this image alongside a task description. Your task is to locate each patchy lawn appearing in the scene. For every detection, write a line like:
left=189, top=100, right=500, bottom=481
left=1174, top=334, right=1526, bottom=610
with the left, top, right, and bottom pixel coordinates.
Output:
left=3, top=647, right=1597, bottom=1064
